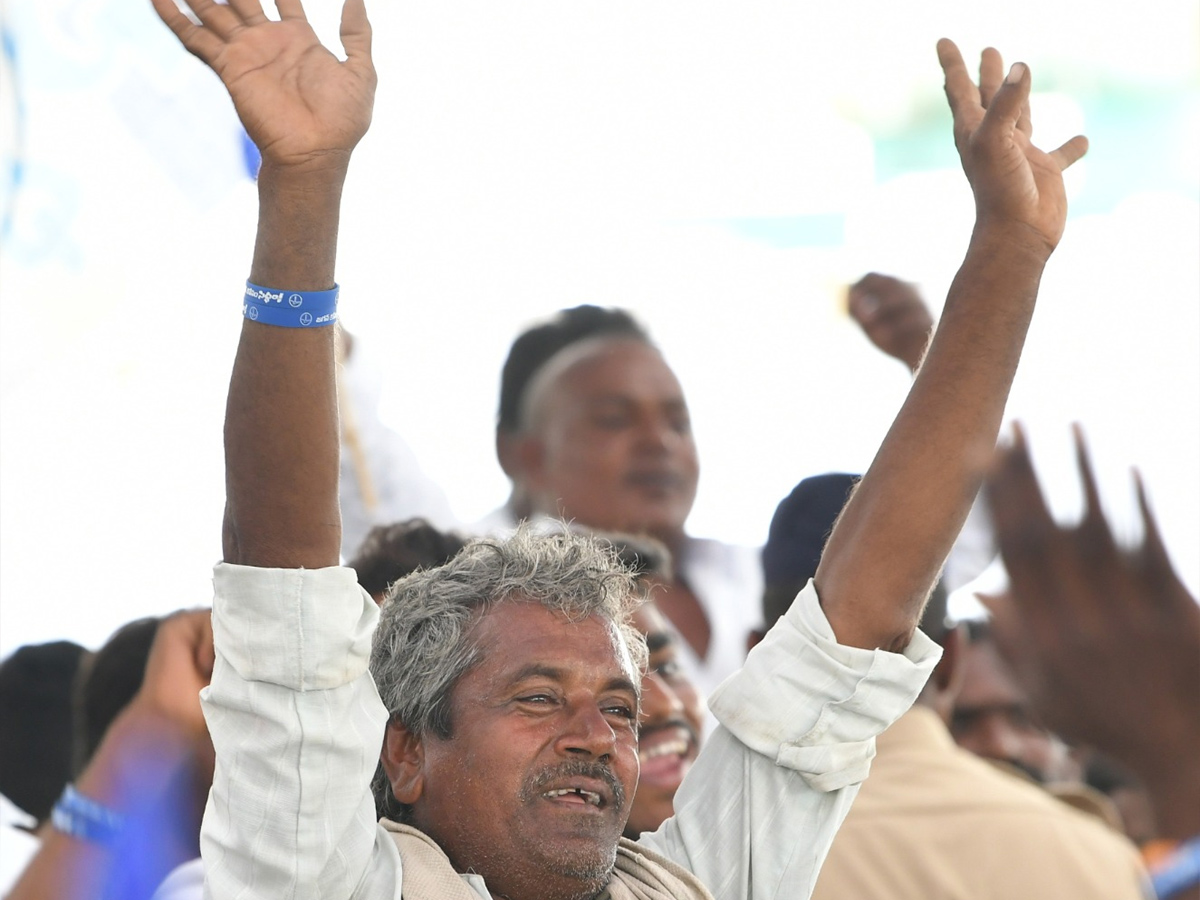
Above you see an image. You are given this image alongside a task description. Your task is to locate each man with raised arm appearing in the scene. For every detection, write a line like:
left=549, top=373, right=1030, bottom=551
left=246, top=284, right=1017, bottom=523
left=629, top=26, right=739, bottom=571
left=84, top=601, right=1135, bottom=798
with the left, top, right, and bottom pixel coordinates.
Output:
left=148, top=1, right=1086, bottom=898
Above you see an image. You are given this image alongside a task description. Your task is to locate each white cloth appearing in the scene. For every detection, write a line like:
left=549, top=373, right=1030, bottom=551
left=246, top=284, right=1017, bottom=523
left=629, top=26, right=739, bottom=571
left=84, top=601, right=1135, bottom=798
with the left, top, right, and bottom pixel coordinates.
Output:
left=940, top=489, right=997, bottom=595
left=470, top=507, right=764, bottom=705
left=199, top=563, right=938, bottom=900
left=669, top=537, right=763, bottom=702
left=337, top=342, right=458, bottom=561
left=151, top=858, right=205, bottom=900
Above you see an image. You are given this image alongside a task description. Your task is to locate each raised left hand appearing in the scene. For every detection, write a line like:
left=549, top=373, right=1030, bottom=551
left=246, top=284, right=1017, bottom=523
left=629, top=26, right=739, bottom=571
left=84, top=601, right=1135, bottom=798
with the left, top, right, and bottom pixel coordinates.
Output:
left=938, top=40, right=1087, bottom=255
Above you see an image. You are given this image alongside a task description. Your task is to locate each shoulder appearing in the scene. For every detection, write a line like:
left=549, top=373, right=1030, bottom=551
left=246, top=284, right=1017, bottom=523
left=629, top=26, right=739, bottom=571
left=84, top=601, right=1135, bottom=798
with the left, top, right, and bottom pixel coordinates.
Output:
left=615, top=838, right=715, bottom=900
left=936, top=743, right=1144, bottom=869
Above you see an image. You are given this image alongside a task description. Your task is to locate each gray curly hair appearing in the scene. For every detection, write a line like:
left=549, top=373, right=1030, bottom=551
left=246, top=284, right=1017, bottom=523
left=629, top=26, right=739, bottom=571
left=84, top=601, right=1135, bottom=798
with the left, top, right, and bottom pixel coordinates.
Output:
left=369, top=524, right=648, bottom=821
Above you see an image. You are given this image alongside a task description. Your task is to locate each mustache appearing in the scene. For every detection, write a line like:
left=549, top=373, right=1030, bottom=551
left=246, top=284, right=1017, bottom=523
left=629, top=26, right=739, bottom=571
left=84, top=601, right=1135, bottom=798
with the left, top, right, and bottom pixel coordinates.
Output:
left=520, top=759, right=627, bottom=811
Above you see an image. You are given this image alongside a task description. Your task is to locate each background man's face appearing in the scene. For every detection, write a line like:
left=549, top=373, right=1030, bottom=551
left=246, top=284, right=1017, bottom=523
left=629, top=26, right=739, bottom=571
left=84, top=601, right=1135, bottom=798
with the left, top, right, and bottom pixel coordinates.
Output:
left=410, top=602, right=641, bottom=900
left=625, top=601, right=703, bottom=837
left=950, top=636, right=1077, bottom=783
left=523, top=339, right=699, bottom=546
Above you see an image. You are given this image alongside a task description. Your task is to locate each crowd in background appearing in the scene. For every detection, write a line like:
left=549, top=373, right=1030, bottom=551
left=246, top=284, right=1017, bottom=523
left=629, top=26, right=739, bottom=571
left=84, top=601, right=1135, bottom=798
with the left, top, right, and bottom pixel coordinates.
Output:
left=1, top=3, right=1198, bottom=900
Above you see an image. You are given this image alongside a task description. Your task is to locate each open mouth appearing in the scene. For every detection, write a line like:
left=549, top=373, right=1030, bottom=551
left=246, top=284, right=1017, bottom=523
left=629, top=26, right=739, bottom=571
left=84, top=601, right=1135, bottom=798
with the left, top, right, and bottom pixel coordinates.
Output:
left=637, top=724, right=696, bottom=788
left=541, top=787, right=604, bottom=808
left=524, top=762, right=625, bottom=813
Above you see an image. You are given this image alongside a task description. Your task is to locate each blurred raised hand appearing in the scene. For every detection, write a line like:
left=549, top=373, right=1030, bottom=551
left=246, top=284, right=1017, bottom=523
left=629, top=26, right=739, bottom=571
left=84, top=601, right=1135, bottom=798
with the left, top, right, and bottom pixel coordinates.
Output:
left=983, top=426, right=1200, bottom=839
left=847, top=273, right=934, bottom=373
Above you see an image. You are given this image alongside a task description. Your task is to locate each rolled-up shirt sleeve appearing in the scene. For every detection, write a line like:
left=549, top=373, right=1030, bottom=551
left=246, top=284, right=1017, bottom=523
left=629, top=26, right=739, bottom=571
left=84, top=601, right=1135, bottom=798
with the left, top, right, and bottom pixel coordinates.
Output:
left=639, top=580, right=940, bottom=900
left=201, top=564, right=403, bottom=900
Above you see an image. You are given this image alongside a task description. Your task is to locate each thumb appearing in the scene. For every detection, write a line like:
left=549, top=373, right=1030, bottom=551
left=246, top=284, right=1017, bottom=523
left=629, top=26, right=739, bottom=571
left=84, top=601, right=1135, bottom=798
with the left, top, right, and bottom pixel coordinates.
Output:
left=340, top=0, right=374, bottom=64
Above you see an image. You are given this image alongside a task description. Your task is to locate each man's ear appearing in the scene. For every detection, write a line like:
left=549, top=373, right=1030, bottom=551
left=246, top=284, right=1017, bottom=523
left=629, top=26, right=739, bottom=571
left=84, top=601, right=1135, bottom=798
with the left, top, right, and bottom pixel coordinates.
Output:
left=514, top=432, right=549, bottom=492
left=496, top=428, right=519, bottom=479
left=931, top=623, right=967, bottom=705
left=381, top=719, right=426, bottom=806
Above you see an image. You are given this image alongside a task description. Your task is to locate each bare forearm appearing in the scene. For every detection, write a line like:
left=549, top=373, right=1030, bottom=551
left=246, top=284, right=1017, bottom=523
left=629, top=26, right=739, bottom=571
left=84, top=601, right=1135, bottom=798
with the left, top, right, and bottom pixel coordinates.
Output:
left=223, top=163, right=346, bottom=568
left=8, top=709, right=201, bottom=900
left=817, top=227, right=1047, bottom=650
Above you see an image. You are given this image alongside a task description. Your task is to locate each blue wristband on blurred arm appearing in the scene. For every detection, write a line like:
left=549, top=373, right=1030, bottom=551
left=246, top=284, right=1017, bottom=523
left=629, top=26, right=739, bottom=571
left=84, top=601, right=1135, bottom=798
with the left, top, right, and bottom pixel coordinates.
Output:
left=243, top=281, right=339, bottom=327
left=51, top=784, right=125, bottom=845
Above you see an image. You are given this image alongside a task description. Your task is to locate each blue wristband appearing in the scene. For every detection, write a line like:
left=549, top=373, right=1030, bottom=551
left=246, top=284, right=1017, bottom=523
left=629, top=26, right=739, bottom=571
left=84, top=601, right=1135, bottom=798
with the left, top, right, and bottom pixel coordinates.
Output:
left=243, top=281, right=339, bottom=328
left=51, top=784, right=125, bottom=845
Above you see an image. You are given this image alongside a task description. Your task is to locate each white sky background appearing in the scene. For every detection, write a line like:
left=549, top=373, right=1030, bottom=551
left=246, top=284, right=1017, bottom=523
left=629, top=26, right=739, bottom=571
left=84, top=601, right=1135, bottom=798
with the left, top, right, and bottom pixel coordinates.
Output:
left=1, top=0, right=1197, bottom=656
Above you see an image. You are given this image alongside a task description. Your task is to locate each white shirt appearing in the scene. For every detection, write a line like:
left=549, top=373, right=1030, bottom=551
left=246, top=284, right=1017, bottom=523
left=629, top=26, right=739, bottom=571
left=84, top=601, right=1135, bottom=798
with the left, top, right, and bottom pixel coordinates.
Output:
left=199, top=563, right=938, bottom=900
left=337, top=342, right=458, bottom=561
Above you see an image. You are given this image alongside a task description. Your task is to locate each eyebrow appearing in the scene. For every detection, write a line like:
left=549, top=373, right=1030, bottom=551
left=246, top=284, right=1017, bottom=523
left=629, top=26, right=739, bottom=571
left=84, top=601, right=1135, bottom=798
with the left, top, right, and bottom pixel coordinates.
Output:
left=583, top=395, right=688, bottom=409
left=644, top=631, right=673, bottom=655
left=507, top=663, right=639, bottom=698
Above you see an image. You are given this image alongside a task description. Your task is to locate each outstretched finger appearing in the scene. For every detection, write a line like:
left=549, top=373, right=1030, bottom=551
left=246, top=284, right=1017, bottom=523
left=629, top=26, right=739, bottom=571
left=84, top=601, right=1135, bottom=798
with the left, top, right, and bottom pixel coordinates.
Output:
left=976, top=590, right=1030, bottom=661
left=1017, top=88, right=1033, bottom=138
left=1049, top=134, right=1089, bottom=171
left=978, top=46, right=1003, bottom=109
left=227, top=0, right=269, bottom=26
left=1134, top=470, right=1171, bottom=569
left=1072, top=424, right=1114, bottom=545
left=183, top=0, right=243, bottom=38
left=1131, top=469, right=1194, bottom=614
left=986, top=425, right=1059, bottom=595
left=976, top=61, right=1030, bottom=143
left=150, top=0, right=225, bottom=62
left=340, top=0, right=373, bottom=63
left=275, top=0, right=308, bottom=21
left=937, top=38, right=982, bottom=127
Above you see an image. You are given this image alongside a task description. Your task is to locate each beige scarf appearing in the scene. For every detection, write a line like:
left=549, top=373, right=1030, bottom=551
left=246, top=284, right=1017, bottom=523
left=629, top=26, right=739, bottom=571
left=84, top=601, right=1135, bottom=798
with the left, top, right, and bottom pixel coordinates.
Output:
left=381, top=819, right=715, bottom=900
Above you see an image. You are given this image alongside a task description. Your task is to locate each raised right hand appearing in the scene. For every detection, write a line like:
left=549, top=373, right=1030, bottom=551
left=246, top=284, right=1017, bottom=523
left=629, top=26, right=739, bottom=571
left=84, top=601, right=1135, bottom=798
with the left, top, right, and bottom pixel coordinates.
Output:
left=151, top=0, right=376, bottom=174
left=847, top=273, right=934, bottom=373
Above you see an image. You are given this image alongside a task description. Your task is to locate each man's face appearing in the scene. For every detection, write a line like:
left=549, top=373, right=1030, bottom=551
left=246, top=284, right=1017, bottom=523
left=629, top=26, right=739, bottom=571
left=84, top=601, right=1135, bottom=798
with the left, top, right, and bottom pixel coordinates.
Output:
left=522, top=339, right=699, bottom=547
left=950, top=637, right=1075, bottom=783
left=625, top=601, right=703, bottom=838
left=410, top=602, right=641, bottom=900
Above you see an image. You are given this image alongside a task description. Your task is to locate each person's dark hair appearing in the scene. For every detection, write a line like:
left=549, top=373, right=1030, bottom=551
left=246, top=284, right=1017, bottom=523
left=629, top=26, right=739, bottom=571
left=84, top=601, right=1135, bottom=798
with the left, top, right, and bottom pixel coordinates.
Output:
left=348, top=518, right=469, bottom=601
left=1084, top=752, right=1142, bottom=795
left=497, top=306, right=651, bottom=434
left=763, top=573, right=948, bottom=642
left=759, top=471, right=949, bottom=642
left=963, top=616, right=992, bottom=645
left=760, top=473, right=860, bottom=633
left=74, top=617, right=161, bottom=774
left=0, top=641, right=90, bottom=823
left=589, top=530, right=674, bottom=583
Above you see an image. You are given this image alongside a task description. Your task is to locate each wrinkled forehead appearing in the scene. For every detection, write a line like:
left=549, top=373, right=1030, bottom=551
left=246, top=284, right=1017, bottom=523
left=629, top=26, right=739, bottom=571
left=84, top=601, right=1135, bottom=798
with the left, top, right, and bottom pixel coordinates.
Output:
left=519, top=335, right=685, bottom=429
left=466, top=599, right=642, bottom=688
